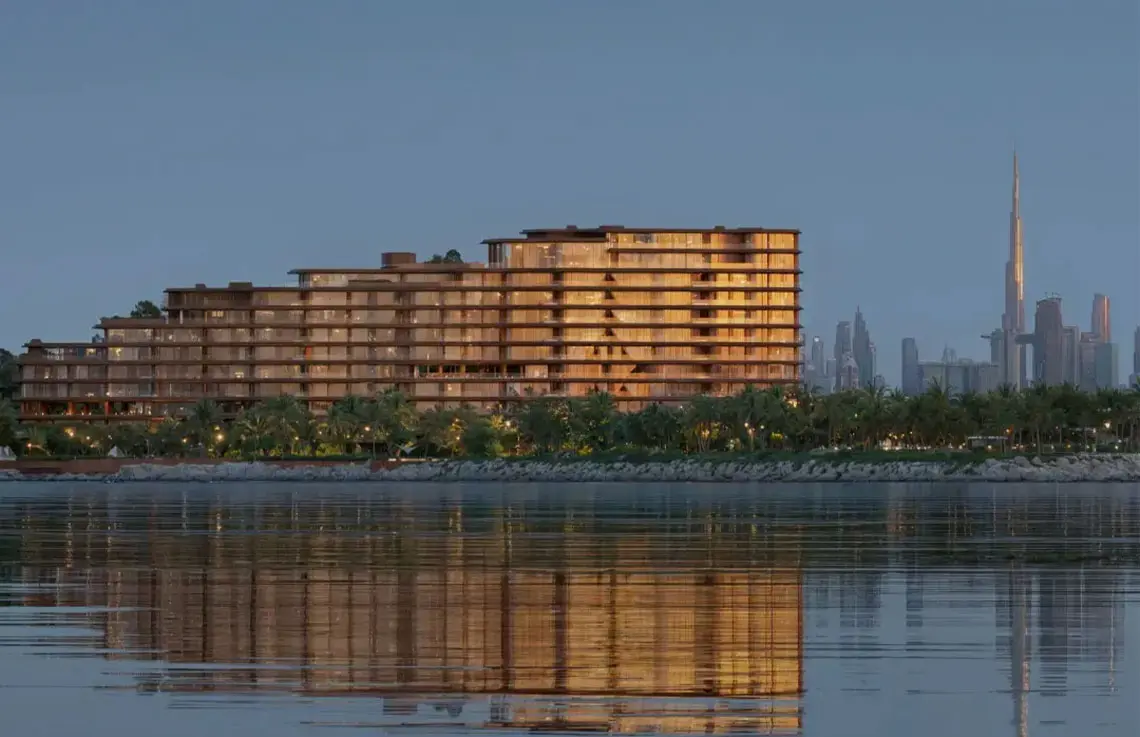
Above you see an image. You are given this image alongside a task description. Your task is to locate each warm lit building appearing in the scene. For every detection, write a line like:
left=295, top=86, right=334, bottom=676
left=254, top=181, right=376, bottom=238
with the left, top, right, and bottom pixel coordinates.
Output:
left=1091, top=293, right=1110, bottom=344
left=17, top=225, right=802, bottom=420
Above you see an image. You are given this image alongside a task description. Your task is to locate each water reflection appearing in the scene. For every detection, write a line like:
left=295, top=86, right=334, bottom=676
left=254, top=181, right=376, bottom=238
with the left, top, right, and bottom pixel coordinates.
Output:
left=0, top=483, right=1136, bottom=736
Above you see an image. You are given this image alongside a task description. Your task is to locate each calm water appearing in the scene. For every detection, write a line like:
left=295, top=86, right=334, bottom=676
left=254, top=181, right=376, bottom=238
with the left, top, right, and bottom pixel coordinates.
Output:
left=0, top=483, right=1137, bottom=736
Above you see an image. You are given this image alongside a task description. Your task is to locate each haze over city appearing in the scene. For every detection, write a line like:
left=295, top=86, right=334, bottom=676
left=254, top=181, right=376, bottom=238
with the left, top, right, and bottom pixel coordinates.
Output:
left=1, top=0, right=1137, bottom=385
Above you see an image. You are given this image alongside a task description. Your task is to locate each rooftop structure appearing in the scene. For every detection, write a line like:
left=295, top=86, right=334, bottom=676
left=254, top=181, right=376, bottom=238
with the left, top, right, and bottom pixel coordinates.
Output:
left=17, top=225, right=802, bottom=421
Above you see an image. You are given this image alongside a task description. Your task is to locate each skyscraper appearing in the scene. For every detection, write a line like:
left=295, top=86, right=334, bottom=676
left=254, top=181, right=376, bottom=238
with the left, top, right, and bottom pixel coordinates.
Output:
left=988, top=153, right=1026, bottom=389
left=810, top=336, right=825, bottom=377
left=1128, top=326, right=1140, bottom=387
left=901, top=338, right=921, bottom=396
left=853, top=308, right=874, bottom=389
left=1023, top=296, right=1064, bottom=386
left=837, top=353, right=860, bottom=391
left=1003, top=153, right=1026, bottom=387
left=834, top=321, right=852, bottom=392
left=1091, top=294, right=1110, bottom=343
left=1061, top=325, right=1081, bottom=386
left=1093, top=342, right=1119, bottom=390
left=1133, top=326, right=1140, bottom=383
left=1080, top=333, right=1099, bottom=392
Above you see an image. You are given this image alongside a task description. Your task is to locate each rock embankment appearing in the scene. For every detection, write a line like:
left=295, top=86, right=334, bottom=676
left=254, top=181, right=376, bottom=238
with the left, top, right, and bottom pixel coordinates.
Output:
left=2, top=454, right=1140, bottom=483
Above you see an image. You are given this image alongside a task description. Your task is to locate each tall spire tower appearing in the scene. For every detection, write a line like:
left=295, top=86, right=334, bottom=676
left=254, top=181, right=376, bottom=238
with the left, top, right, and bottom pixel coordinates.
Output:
left=1002, top=152, right=1026, bottom=387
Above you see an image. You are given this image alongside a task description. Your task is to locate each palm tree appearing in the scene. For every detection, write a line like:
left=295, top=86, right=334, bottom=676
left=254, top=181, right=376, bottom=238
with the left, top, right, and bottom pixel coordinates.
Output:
left=364, top=389, right=418, bottom=458
left=107, top=423, right=149, bottom=457
left=184, top=399, right=222, bottom=457
left=569, top=390, right=620, bottom=452
left=417, top=407, right=464, bottom=457
left=914, top=382, right=954, bottom=447
left=684, top=394, right=726, bottom=453
left=854, top=385, right=893, bottom=450
left=782, top=386, right=813, bottom=450
left=620, top=402, right=684, bottom=452
left=325, top=395, right=367, bottom=454
left=231, top=405, right=278, bottom=457
left=1022, top=384, right=1059, bottom=454
left=516, top=397, right=568, bottom=454
left=261, top=396, right=314, bottom=455
left=0, top=399, right=17, bottom=451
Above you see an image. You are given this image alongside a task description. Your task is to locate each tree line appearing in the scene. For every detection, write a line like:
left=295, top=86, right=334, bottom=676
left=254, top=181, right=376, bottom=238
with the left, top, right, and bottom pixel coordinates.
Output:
left=2, top=381, right=1139, bottom=460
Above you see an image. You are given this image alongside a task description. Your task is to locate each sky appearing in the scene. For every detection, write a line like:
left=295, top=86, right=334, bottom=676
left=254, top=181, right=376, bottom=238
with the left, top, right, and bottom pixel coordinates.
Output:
left=1, top=0, right=1137, bottom=385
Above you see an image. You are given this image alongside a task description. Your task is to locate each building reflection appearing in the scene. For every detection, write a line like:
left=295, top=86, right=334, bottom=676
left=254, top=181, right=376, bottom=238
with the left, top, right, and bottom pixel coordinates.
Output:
left=6, top=484, right=1135, bottom=735
left=8, top=499, right=805, bottom=734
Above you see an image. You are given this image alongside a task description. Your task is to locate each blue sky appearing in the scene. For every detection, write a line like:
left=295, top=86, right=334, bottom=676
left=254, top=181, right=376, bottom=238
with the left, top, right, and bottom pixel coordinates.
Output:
left=2, top=0, right=1137, bottom=384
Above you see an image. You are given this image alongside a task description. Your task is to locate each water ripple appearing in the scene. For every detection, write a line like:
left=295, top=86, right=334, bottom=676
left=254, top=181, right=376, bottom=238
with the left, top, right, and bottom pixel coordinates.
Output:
left=0, top=481, right=1136, bottom=736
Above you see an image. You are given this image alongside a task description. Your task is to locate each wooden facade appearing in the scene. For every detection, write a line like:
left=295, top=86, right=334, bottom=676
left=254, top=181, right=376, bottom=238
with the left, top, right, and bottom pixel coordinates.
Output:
left=17, top=226, right=801, bottom=420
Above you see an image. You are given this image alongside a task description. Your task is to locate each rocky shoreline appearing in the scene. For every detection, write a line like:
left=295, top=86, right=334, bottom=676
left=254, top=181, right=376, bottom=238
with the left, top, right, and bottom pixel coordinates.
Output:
left=3, top=454, right=1140, bottom=483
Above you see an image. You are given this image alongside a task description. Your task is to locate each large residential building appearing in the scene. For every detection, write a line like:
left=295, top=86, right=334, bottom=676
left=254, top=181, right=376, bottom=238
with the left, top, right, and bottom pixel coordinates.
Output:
left=17, top=225, right=802, bottom=421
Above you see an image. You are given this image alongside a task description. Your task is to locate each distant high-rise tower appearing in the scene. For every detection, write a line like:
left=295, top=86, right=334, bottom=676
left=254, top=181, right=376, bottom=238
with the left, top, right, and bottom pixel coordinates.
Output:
left=1093, top=342, right=1119, bottom=390
left=853, top=308, right=874, bottom=389
left=1002, top=153, right=1026, bottom=388
left=1022, top=296, right=1064, bottom=386
left=810, top=336, right=825, bottom=376
left=1134, top=326, right=1140, bottom=376
left=1131, top=325, right=1140, bottom=386
left=987, top=153, right=1027, bottom=389
left=834, top=322, right=852, bottom=361
left=1091, top=294, right=1111, bottom=343
left=837, top=353, right=860, bottom=391
left=1061, top=325, right=1081, bottom=385
left=901, top=338, right=921, bottom=396
left=834, top=321, right=852, bottom=391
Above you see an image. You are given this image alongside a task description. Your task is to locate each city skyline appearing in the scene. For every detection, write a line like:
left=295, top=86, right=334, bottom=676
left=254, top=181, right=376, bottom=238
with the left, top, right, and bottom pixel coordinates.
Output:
left=811, top=151, right=1136, bottom=390
left=1, top=2, right=1137, bottom=388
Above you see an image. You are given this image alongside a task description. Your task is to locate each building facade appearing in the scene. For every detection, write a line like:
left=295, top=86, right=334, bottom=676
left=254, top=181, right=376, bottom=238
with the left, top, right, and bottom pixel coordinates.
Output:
left=1061, top=325, right=1081, bottom=386
left=1022, top=296, right=1064, bottom=387
left=1091, top=293, right=1110, bottom=344
left=918, top=359, right=1000, bottom=395
left=1132, top=326, right=1140, bottom=387
left=832, top=321, right=852, bottom=392
left=17, top=226, right=802, bottom=420
left=853, top=308, right=874, bottom=389
left=901, top=338, right=921, bottom=396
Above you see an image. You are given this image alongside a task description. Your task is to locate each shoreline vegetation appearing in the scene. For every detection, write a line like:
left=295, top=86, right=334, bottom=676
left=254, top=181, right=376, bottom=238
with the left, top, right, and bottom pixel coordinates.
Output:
left=2, top=383, right=1140, bottom=482
left=4, top=383, right=1140, bottom=458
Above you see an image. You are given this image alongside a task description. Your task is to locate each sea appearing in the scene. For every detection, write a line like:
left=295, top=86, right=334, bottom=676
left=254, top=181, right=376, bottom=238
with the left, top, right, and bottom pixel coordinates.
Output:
left=0, top=481, right=1136, bottom=736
